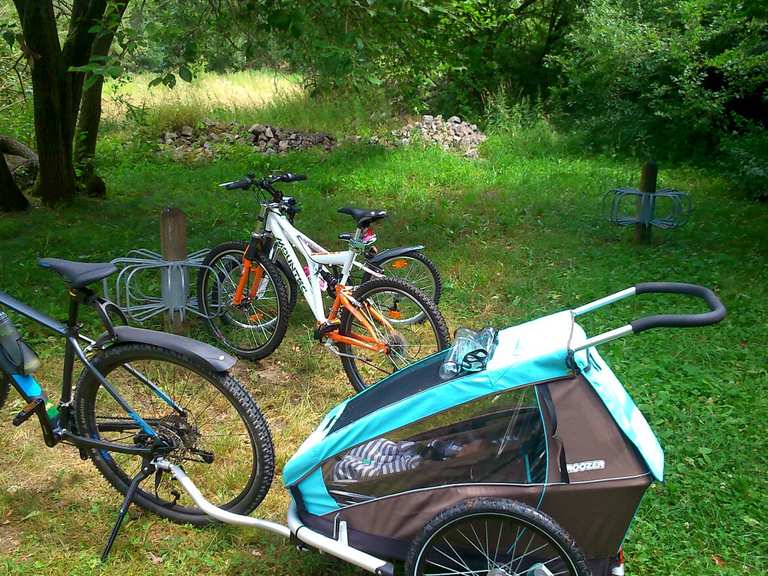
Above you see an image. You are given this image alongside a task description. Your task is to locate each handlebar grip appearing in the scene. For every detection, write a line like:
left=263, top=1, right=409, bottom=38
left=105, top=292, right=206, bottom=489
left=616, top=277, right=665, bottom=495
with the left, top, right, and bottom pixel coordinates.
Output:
left=220, top=178, right=252, bottom=190
left=283, top=173, right=307, bottom=182
left=630, top=282, right=726, bottom=333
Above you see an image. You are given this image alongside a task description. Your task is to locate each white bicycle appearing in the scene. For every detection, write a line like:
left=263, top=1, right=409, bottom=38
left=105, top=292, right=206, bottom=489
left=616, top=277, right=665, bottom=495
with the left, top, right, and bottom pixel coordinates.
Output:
left=197, top=172, right=450, bottom=390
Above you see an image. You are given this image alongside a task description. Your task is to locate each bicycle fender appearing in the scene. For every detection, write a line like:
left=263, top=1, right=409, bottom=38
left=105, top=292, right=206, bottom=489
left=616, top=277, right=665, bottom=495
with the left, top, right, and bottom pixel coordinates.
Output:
left=367, top=245, right=425, bottom=266
left=96, top=326, right=236, bottom=372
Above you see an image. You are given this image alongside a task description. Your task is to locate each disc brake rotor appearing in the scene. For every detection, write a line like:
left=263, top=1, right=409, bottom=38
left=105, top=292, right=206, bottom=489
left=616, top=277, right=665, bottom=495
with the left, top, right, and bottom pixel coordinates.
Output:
left=156, top=414, right=212, bottom=464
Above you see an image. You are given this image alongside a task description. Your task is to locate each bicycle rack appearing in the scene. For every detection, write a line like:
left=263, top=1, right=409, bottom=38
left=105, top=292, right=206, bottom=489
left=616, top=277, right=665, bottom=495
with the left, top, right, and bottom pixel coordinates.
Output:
left=102, top=248, right=214, bottom=324
left=604, top=187, right=692, bottom=230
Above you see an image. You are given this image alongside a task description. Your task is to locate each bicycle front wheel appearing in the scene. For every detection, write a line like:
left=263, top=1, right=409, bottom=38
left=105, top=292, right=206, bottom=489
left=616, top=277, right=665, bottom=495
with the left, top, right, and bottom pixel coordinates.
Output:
left=198, top=241, right=289, bottom=361
left=338, top=277, right=450, bottom=391
left=74, top=343, right=275, bottom=525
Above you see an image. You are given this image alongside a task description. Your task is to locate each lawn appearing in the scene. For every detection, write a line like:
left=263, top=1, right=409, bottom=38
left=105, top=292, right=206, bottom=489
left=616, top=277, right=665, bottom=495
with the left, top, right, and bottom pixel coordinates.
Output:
left=1, top=73, right=766, bottom=576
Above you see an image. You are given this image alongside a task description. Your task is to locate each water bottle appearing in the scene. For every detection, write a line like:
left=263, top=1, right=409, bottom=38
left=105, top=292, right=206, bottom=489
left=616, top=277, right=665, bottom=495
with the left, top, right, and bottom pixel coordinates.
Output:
left=0, top=311, right=41, bottom=374
left=439, top=328, right=477, bottom=380
left=439, top=327, right=499, bottom=380
left=475, top=327, right=498, bottom=358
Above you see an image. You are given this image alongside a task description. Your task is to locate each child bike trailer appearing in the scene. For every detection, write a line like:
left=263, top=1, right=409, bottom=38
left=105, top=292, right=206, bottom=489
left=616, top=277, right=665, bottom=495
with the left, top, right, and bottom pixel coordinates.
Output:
left=282, top=283, right=725, bottom=576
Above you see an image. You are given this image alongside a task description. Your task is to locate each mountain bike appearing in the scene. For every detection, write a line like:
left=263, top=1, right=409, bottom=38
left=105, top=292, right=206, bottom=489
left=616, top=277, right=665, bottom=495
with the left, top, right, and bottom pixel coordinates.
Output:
left=197, top=172, right=451, bottom=391
left=0, top=258, right=275, bottom=558
left=266, top=186, right=442, bottom=318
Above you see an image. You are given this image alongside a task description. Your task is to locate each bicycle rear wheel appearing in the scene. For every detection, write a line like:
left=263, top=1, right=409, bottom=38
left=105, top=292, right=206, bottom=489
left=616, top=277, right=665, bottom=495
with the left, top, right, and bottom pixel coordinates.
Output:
left=75, top=343, right=275, bottom=525
left=338, top=277, right=450, bottom=391
left=362, top=251, right=442, bottom=314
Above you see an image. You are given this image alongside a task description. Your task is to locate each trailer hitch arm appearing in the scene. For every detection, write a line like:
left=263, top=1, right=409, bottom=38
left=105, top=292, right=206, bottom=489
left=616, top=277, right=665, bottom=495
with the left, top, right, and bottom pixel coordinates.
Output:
left=153, top=459, right=394, bottom=576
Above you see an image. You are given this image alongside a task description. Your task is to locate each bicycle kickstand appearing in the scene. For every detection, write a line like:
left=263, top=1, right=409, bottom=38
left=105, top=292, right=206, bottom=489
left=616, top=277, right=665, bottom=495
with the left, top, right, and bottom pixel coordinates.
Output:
left=101, top=458, right=156, bottom=562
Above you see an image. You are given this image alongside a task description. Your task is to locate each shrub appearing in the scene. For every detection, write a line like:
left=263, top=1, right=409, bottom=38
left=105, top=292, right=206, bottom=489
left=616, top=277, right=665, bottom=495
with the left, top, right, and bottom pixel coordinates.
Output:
left=549, top=0, right=768, bottom=162
left=721, top=125, right=768, bottom=201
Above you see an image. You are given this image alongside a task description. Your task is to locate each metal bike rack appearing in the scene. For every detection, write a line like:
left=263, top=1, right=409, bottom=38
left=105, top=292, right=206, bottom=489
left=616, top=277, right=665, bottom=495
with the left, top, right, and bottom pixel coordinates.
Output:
left=604, top=187, right=691, bottom=230
left=102, top=248, right=214, bottom=324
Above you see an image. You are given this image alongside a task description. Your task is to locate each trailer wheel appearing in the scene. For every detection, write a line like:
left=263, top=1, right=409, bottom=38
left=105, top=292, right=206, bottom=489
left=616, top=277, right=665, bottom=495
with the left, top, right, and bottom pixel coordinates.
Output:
left=405, top=498, right=590, bottom=576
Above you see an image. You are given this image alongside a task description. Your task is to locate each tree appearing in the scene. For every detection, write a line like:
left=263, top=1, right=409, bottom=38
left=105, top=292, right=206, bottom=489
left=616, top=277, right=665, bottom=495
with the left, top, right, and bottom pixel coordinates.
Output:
left=549, top=0, right=768, bottom=159
left=11, top=0, right=120, bottom=205
left=75, top=0, right=129, bottom=197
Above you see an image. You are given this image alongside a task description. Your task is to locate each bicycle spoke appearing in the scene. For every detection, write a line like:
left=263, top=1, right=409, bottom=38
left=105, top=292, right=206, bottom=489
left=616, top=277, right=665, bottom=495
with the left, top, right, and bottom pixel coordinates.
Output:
left=416, top=509, right=581, bottom=576
left=87, top=356, right=257, bottom=509
left=206, top=253, right=282, bottom=352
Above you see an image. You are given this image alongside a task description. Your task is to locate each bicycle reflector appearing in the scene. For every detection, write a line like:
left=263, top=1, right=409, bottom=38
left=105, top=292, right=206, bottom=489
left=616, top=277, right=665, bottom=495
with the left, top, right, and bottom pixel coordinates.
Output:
left=391, top=259, right=409, bottom=269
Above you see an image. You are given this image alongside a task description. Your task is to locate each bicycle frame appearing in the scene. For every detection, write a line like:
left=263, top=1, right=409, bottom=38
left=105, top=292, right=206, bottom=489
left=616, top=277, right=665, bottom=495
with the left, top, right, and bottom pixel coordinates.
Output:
left=0, top=287, right=177, bottom=456
left=266, top=205, right=356, bottom=322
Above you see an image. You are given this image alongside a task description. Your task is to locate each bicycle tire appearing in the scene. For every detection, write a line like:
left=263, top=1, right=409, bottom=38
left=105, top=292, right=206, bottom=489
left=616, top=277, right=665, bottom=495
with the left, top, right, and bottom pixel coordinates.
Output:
left=74, top=342, right=275, bottom=525
left=273, top=257, right=299, bottom=315
left=405, top=498, right=590, bottom=576
left=198, top=241, right=290, bottom=361
left=338, top=277, right=450, bottom=391
left=362, top=250, right=442, bottom=306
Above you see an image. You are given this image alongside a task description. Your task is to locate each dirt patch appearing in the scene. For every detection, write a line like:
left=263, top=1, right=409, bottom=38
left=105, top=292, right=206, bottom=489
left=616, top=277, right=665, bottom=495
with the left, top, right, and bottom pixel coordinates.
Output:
left=0, top=521, right=21, bottom=554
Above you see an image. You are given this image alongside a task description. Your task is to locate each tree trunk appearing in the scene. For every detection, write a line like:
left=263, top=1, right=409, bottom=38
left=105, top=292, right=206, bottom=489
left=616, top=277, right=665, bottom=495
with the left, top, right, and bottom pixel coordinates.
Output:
left=75, top=65, right=108, bottom=198
left=13, top=0, right=110, bottom=206
left=75, top=0, right=128, bottom=198
left=0, top=155, right=30, bottom=212
left=14, top=0, right=77, bottom=206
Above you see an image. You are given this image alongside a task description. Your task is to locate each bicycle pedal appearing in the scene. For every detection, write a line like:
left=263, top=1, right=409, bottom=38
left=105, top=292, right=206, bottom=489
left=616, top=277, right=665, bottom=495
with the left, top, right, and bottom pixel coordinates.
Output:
left=12, top=398, right=44, bottom=427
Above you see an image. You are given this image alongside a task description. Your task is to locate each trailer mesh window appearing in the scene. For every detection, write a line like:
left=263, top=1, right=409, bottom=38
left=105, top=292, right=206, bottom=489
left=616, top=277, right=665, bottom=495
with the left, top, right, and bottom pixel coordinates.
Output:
left=322, top=385, right=548, bottom=505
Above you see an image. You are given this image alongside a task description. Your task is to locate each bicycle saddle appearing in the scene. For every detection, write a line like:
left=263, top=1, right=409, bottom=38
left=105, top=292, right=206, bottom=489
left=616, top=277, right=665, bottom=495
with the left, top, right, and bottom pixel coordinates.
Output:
left=338, top=207, right=388, bottom=228
left=38, top=258, right=118, bottom=288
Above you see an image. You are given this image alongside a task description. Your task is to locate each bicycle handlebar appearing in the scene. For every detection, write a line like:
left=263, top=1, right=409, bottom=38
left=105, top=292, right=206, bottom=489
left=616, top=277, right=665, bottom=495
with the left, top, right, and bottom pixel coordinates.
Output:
left=218, top=172, right=307, bottom=194
left=630, top=282, right=726, bottom=333
left=220, top=177, right=254, bottom=190
left=271, top=172, right=307, bottom=183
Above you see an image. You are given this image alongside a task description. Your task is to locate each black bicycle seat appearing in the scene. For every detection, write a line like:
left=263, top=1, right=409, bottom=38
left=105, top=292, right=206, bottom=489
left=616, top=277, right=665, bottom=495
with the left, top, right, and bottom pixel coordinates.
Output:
left=338, top=207, right=388, bottom=228
left=38, top=258, right=118, bottom=288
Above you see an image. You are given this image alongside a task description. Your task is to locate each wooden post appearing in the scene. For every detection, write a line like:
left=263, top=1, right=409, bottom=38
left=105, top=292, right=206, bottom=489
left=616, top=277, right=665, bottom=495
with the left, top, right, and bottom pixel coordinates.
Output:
left=635, top=161, right=658, bottom=244
left=160, top=207, right=188, bottom=333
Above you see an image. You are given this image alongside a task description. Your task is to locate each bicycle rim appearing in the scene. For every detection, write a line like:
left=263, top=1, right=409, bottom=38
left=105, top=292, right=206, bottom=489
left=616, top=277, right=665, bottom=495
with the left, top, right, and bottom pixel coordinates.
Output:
left=342, top=285, right=444, bottom=386
left=203, top=251, right=282, bottom=354
left=78, top=349, right=262, bottom=512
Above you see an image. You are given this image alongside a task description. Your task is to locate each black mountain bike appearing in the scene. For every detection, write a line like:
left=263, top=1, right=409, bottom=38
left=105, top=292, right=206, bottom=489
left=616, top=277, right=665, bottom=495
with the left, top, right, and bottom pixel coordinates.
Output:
left=0, top=258, right=275, bottom=559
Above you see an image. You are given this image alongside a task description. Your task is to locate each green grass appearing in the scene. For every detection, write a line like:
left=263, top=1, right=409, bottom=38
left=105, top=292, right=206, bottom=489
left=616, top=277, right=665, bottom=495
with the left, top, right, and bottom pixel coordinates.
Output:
left=1, top=76, right=767, bottom=575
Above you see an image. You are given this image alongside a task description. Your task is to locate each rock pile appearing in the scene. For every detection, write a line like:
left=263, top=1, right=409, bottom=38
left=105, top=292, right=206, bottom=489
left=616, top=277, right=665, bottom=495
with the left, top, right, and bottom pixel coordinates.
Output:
left=159, top=120, right=335, bottom=161
left=158, top=115, right=485, bottom=162
left=246, top=123, right=335, bottom=154
left=390, top=115, right=486, bottom=158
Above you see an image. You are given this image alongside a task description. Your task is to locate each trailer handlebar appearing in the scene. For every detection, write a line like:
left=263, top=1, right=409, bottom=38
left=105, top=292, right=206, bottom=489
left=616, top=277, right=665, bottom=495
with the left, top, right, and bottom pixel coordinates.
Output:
left=570, top=282, right=725, bottom=352
left=630, top=282, right=725, bottom=333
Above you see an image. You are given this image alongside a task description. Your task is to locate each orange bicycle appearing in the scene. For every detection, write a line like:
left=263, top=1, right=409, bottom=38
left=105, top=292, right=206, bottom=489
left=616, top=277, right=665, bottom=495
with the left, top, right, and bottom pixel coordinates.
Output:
left=198, top=172, right=450, bottom=390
